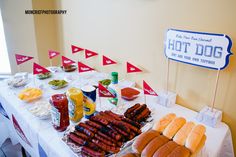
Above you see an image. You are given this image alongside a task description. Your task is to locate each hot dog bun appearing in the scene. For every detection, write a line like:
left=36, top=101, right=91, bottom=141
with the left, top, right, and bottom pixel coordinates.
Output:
left=153, top=113, right=176, bottom=132
left=153, top=141, right=178, bottom=157
left=163, top=117, right=186, bottom=139
left=185, top=124, right=206, bottom=153
left=167, top=146, right=191, bottom=157
left=173, top=121, right=195, bottom=145
left=191, top=135, right=206, bottom=157
left=141, top=135, right=169, bottom=157
left=132, top=130, right=160, bottom=154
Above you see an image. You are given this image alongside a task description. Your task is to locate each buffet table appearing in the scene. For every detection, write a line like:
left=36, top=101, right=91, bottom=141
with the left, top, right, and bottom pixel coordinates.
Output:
left=0, top=70, right=234, bottom=157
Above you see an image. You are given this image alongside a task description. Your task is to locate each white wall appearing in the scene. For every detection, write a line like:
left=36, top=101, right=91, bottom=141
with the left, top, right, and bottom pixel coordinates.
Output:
left=0, top=9, right=11, bottom=74
left=0, top=0, right=38, bottom=73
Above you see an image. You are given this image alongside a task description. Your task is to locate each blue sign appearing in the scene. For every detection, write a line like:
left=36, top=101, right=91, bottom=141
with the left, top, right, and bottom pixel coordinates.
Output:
left=165, top=29, right=233, bottom=70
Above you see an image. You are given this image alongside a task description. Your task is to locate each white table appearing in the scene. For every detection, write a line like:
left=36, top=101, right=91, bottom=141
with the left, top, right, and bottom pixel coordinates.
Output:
left=0, top=71, right=234, bottom=157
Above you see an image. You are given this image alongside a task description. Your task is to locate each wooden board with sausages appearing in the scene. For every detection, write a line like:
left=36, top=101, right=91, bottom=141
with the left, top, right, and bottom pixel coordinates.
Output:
left=62, top=103, right=151, bottom=157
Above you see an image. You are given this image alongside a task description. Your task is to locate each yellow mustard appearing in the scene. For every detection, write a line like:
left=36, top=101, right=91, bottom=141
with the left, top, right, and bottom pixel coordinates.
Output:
left=66, top=88, right=84, bottom=122
left=83, top=97, right=96, bottom=119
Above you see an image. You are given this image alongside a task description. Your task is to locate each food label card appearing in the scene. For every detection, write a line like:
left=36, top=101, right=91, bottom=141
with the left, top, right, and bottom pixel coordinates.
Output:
left=165, top=29, right=233, bottom=70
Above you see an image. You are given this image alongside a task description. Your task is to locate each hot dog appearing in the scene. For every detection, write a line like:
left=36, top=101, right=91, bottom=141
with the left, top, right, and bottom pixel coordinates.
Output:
left=135, top=108, right=150, bottom=122
left=124, top=103, right=140, bottom=117
left=82, top=146, right=105, bottom=157
left=99, top=111, right=114, bottom=119
left=99, top=125, right=122, bottom=141
left=85, top=120, right=103, bottom=130
left=104, top=111, right=123, bottom=121
left=111, top=120, right=140, bottom=134
left=143, top=110, right=151, bottom=120
left=73, top=131, right=90, bottom=141
left=97, top=131, right=122, bottom=147
left=69, top=133, right=87, bottom=146
left=129, top=131, right=136, bottom=140
left=131, top=104, right=147, bottom=117
left=75, top=124, right=94, bottom=137
left=107, top=129, right=123, bottom=141
left=90, top=115, right=109, bottom=126
left=111, top=120, right=131, bottom=133
left=86, top=142, right=101, bottom=151
left=108, top=124, right=129, bottom=138
left=97, top=113, right=114, bottom=123
left=92, top=139, right=120, bottom=153
left=122, top=117, right=141, bottom=129
left=78, top=123, right=98, bottom=133
left=94, top=134, right=116, bottom=147
left=81, top=151, right=91, bottom=157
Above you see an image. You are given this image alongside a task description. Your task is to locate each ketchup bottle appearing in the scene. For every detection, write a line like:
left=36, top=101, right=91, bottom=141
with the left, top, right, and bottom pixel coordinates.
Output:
left=49, top=94, right=69, bottom=132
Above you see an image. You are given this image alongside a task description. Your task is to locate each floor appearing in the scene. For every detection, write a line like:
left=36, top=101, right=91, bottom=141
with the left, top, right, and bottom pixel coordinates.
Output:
left=0, top=139, right=25, bottom=157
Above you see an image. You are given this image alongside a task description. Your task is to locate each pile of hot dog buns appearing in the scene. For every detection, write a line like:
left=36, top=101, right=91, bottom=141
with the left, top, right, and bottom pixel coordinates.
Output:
left=66, top=104, right=151, bottom=157
left=122, top=113, right=206, bottom=157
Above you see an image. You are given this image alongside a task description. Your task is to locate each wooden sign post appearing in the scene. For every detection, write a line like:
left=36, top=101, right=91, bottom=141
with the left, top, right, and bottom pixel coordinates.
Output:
left=211, top=69, right=220, bottom=112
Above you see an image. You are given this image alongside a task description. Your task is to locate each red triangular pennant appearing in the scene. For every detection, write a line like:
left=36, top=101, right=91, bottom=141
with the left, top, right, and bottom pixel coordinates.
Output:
left=71, top=45, right=84, bottom=54
left=61, top=56, right=75, bottom=66
left=98, top=83, right=115, bottom=98
left=48, top=50, right=60, bottom=59
left=127, top=62, right=142, bottom=73
left=33, top=63, right=50, bottom=75
left=102, top=55, right=117, bottom=66
left=15, top=54, right=33, bottom=65
left=85, top=49, right=98, bottom=59
left=12, top=115, right=32, bottom=147
left=143, top=80, right=158, bottom=96
left=78, top=62, right=94, bottom=73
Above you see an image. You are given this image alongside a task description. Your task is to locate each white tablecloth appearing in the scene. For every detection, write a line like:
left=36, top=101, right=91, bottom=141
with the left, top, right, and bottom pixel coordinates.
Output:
left=0, top=71, right=234, bottom=157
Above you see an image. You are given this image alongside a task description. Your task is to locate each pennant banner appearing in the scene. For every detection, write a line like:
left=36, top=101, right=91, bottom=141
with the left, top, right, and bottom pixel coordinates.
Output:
left=127, top=62, right=142, bottom=73
left=85, top=49, right=98, bottom=59
left=78, top=62, right=94, bottom=73
left=33, top=63, right=50, bottom=75
left=12, top=115, right=32, bottom=147
left=61, top=56, right=75, bottom=66
left=71, top=45, right=84, bottom=54
left=98, top=83, right=115, bottom=98
left=102, top=55, right=117, bottom=66
left=48, top=50, right=60, bottom=59
left=15, top=54, right=33, bottom=65
left=143, top=80, right=158, bottom=96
